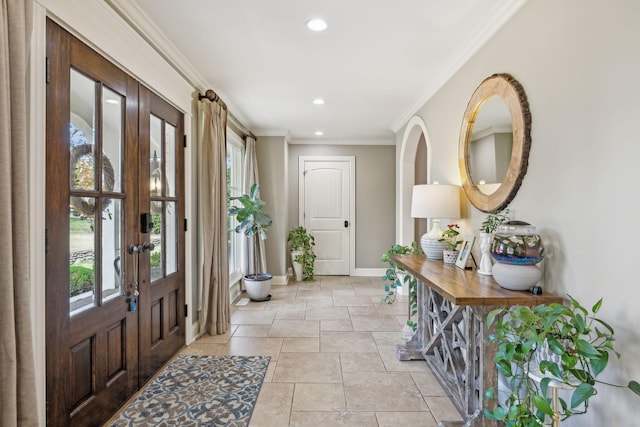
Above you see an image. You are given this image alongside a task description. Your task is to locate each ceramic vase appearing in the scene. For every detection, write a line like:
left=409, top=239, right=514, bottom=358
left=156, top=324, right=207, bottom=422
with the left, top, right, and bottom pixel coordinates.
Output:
left=477, top=232, right=494, bottom=275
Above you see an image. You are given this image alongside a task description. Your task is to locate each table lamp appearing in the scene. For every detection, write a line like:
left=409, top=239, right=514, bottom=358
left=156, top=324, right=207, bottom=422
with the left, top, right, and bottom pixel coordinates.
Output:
left=411, top=183, right=461, bottom=259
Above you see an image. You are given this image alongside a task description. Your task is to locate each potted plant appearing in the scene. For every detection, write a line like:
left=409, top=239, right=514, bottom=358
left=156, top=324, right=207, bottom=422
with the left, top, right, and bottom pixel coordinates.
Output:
left=381, top=242, right=423, bottom=338
left=287, top=226, right=316, bottom=281
left=478, top=208, right=510, bottom=275
left=438, top=223, right=461, bottom=264
left=228, top=183, right=273, bottom=301
left=485, top=295, right=640, bottom=425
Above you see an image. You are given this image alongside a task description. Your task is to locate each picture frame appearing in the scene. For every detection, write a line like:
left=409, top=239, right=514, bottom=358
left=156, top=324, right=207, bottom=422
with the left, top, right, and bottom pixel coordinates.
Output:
left=455, top=235, right=476, bottom=270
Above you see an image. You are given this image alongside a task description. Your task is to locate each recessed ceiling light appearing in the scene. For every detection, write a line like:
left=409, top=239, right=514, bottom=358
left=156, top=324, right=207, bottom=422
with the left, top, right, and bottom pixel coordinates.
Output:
left=312, top=98, right=325, bottom=105
left=306, top=18, right=328, bottom=32
left=314, top=130, right=324, bottom=136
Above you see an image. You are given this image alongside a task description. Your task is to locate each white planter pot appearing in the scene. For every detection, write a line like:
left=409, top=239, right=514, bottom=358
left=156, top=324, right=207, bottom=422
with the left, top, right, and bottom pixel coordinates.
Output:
left=291, top=250, right=303, bottom=281
left=243, top=274, right=272, bottom=301
left=492, top=263, right=541, bottom=291
left=443, top=249, right=459, bottom=264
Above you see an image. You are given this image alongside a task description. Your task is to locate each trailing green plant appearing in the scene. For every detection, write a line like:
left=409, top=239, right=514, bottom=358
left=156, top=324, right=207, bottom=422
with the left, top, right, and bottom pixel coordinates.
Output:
left=485, top=295, right=640, bottom=426
left=380, top=242, right=423, bottom=331
left=228, top=183, right=273, bottom=276
left=480, top=208, right=511, bottom=234
left=287, top=226, right=317, bottom=281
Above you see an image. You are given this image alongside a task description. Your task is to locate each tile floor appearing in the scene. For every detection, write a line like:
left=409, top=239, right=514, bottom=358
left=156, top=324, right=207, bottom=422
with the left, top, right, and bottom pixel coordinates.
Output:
left=180, top=276, right=463, bottom=427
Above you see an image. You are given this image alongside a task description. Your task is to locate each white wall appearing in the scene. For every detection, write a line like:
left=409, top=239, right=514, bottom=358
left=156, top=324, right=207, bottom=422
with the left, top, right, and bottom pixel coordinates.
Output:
left=396, top=0, right=640, bottom=424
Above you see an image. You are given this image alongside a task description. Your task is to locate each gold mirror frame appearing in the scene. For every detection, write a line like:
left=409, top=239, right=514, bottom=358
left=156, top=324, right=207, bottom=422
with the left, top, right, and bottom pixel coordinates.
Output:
left=458, top=73, right=531, bottom=213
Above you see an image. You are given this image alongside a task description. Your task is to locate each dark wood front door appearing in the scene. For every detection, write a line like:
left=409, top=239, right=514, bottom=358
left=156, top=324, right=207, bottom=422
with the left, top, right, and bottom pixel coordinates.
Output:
left=45, top=20, right=185, bottom=426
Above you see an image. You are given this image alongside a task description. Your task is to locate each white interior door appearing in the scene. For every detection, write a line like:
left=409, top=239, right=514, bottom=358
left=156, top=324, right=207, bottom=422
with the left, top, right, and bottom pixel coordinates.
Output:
left=299, top=157, right=354, bottom=275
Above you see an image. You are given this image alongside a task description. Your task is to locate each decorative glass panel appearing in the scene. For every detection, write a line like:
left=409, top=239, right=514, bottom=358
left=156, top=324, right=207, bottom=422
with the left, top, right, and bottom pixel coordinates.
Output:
left=70, top=198, right=96, bottom=315
left=101, top=86, right=123, bottom=193
left=165, top=123, right=176, bottom=197
left=102, top=198, right=123, bottom=303
left=150, top=207, right=163, bottom=282
left=150, top=115, right=163, bottom=197
left=70, top=69, right=96, bottom=192
left=166, top=202, right=177, bottom=275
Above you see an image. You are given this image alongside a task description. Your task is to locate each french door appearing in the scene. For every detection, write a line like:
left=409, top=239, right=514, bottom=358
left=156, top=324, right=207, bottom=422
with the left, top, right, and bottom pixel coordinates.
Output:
left=45, top=20, right=184, bottom=426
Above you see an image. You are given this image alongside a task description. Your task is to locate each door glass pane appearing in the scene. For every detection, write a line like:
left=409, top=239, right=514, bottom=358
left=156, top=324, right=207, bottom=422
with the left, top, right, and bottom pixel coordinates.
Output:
left=70, top=69, right=96, bottom=192
left=102, top=87, right=123, bottom=193
left=150, top=115, right=163, bottom=197
left=165, top=123, right=176, bottom=197
left=150, top=206, right=163, bottom=282
left=102, top=198, right=123, bottom=303
left=70, top=198, right=96, bottom=315
left=166, top=202, right=177, bottom=275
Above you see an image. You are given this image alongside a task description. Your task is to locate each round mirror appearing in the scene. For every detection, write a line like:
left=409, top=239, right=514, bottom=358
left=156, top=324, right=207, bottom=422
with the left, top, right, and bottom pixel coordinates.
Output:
left=458, top=73, right=531, bottom=212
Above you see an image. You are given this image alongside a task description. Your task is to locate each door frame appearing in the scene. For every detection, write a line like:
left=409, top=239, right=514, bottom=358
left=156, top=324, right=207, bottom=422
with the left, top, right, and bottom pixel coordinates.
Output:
left=298, top=156, right=356, bottom=276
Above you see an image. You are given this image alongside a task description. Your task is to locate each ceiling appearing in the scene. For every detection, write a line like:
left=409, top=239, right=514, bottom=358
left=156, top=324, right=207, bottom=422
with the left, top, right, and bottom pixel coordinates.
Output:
left=112, top=0, right=525, bottom=141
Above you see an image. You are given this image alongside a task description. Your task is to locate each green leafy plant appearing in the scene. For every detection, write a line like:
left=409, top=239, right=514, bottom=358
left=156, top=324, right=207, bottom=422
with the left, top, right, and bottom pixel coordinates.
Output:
left=150, top=251, right=161, bottom=268
left=380, top=242, right=423, bottom=331
left=228, top=183, right=273, bottom=276
left=438, top=223, right=461, bottom=250
left=69, top=264, right=94, bottom=296
left=480, top=208, right=511, bottom=233
left=287, top=226, right=317, bottom=281
left=485, top=295, right=640, bottom=425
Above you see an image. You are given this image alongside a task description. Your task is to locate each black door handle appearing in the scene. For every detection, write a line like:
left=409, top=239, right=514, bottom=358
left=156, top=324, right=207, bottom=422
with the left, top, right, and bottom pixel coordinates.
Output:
left=344, top=220, right=349, bottom=228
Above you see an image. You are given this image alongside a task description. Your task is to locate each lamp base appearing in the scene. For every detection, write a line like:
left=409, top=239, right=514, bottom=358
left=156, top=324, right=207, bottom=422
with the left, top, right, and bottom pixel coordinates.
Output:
left=421, top=235, right=449, bottom=260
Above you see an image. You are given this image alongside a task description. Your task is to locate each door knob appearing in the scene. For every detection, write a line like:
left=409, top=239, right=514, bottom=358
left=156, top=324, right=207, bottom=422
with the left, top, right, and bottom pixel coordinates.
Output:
left=142, top=241, right=155, bottom=252
left=344, top=220, right=349, bottom=228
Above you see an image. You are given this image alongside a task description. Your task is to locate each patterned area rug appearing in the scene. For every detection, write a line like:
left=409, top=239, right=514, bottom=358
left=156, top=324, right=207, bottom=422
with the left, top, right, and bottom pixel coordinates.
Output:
left=109, top=355, right=270, bottom=426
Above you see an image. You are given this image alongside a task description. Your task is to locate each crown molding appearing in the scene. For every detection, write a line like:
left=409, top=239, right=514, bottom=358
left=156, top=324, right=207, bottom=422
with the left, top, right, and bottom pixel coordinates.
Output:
left=390, top=0, right=528, bottom=133
left=290, top=138, right=395, bottom=146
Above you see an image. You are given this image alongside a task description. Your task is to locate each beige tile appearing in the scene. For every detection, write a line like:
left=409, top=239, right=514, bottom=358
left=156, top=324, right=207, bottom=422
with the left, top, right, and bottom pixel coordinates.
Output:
left=374, top=300, right=408, bottom=315
left=250, top=382, right=294, bottom=427
left=290, top=411, right=378, bottom=426
left=193, top=325, right=237, bottom=343
left=340, top=352, right=385, bottom=372
left=273, top=352, right=342, bottom=383
left=223, top=337, right=283, bottom=361
left=377, top=345, right=430, bottom=372
left=348, top=306, right=378, bottom=316
left=282, top=337, right=319, bottom=353
left=266, top=299, right=308, bottom=312
left=268, top=319, right=320, bottom=337
left=371, top=331, right=404, bottom=346
left=305, top=306, right=350, bottom=320
left=296, top=289, right=332, bottom=300
left=275, top=309, right=307, bottom=320
left=320, top=320, right=353, bottom=332
left=426, top=396, right=464, bottom=423
left=332, top=295, right=374, bottom=307
left=351, top=315, right=401, bottom=332
left=292, top=383, right=346, bottom=411
left=233, top=325, right=272, bottom=337
left=305, top=297, right=334, bottom=307
left=343, top=371, right=428, bottom=411
left=230, top=310, right=277, bottom=325
left=375, top=411, right=438, bottom=426
left=320, top=331, right=377, bottom=353
left=411, top=370, right=449, bottom=397
left=263, top=361, right=277, bottom=382
left=178, top=343, right=225, bottom=355
left=331, top=289, right=356, bottom=296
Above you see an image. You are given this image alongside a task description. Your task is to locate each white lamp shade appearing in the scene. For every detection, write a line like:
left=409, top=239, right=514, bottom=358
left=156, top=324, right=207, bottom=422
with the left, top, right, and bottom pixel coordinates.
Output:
left=410, top=184, right=460, bottom=219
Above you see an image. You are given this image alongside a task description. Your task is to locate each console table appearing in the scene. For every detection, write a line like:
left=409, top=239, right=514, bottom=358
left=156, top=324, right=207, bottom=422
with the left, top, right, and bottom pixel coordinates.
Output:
left=391, top=254, right=563, bottom=427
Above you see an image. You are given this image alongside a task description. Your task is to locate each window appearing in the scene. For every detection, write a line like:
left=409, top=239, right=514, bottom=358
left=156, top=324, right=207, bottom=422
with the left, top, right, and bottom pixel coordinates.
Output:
left=227, top=131, right=244, bottom=285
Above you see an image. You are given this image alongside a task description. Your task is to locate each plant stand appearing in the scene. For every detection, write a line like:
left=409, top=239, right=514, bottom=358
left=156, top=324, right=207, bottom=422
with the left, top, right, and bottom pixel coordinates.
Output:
left=527, top=366, right=576, bottom=427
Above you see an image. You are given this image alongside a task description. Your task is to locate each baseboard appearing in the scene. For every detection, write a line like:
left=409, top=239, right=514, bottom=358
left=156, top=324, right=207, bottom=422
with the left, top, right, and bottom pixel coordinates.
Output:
left=352, top=268, right=385, bottom=277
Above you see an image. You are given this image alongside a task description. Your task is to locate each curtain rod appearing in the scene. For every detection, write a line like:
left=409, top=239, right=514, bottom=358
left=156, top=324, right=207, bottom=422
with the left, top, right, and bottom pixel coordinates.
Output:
left=198, top=89, right=256, bottom=140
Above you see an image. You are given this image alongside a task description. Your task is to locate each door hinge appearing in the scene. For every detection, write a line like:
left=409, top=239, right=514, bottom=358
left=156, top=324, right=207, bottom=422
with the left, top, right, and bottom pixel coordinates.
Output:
left=184, top=218, right=188, bottom=232
left=45, top=229, right=49, bottom=254
left=46, top=57, right=50, bottom=84
left=183, top=135, right=187, bottom=148
left=184, top=304, right=188, bottom=317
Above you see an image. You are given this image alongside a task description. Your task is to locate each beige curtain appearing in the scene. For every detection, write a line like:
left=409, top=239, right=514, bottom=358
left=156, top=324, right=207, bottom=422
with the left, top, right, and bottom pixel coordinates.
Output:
left=199, top=100, right=230, bottom=335
left=0, top=0, right=38, bottom=425
left=241, top=135, right=267, bottom=275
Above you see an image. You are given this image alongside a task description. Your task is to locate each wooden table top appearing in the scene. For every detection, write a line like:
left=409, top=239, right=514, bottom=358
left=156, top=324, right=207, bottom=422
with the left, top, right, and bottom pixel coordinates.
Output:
left=391, top=254, right=564, bottom=306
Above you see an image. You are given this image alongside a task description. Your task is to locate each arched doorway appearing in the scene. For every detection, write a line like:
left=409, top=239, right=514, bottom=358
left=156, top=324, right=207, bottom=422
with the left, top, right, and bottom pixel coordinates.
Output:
left=397, top=116, right=432, bottom=246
